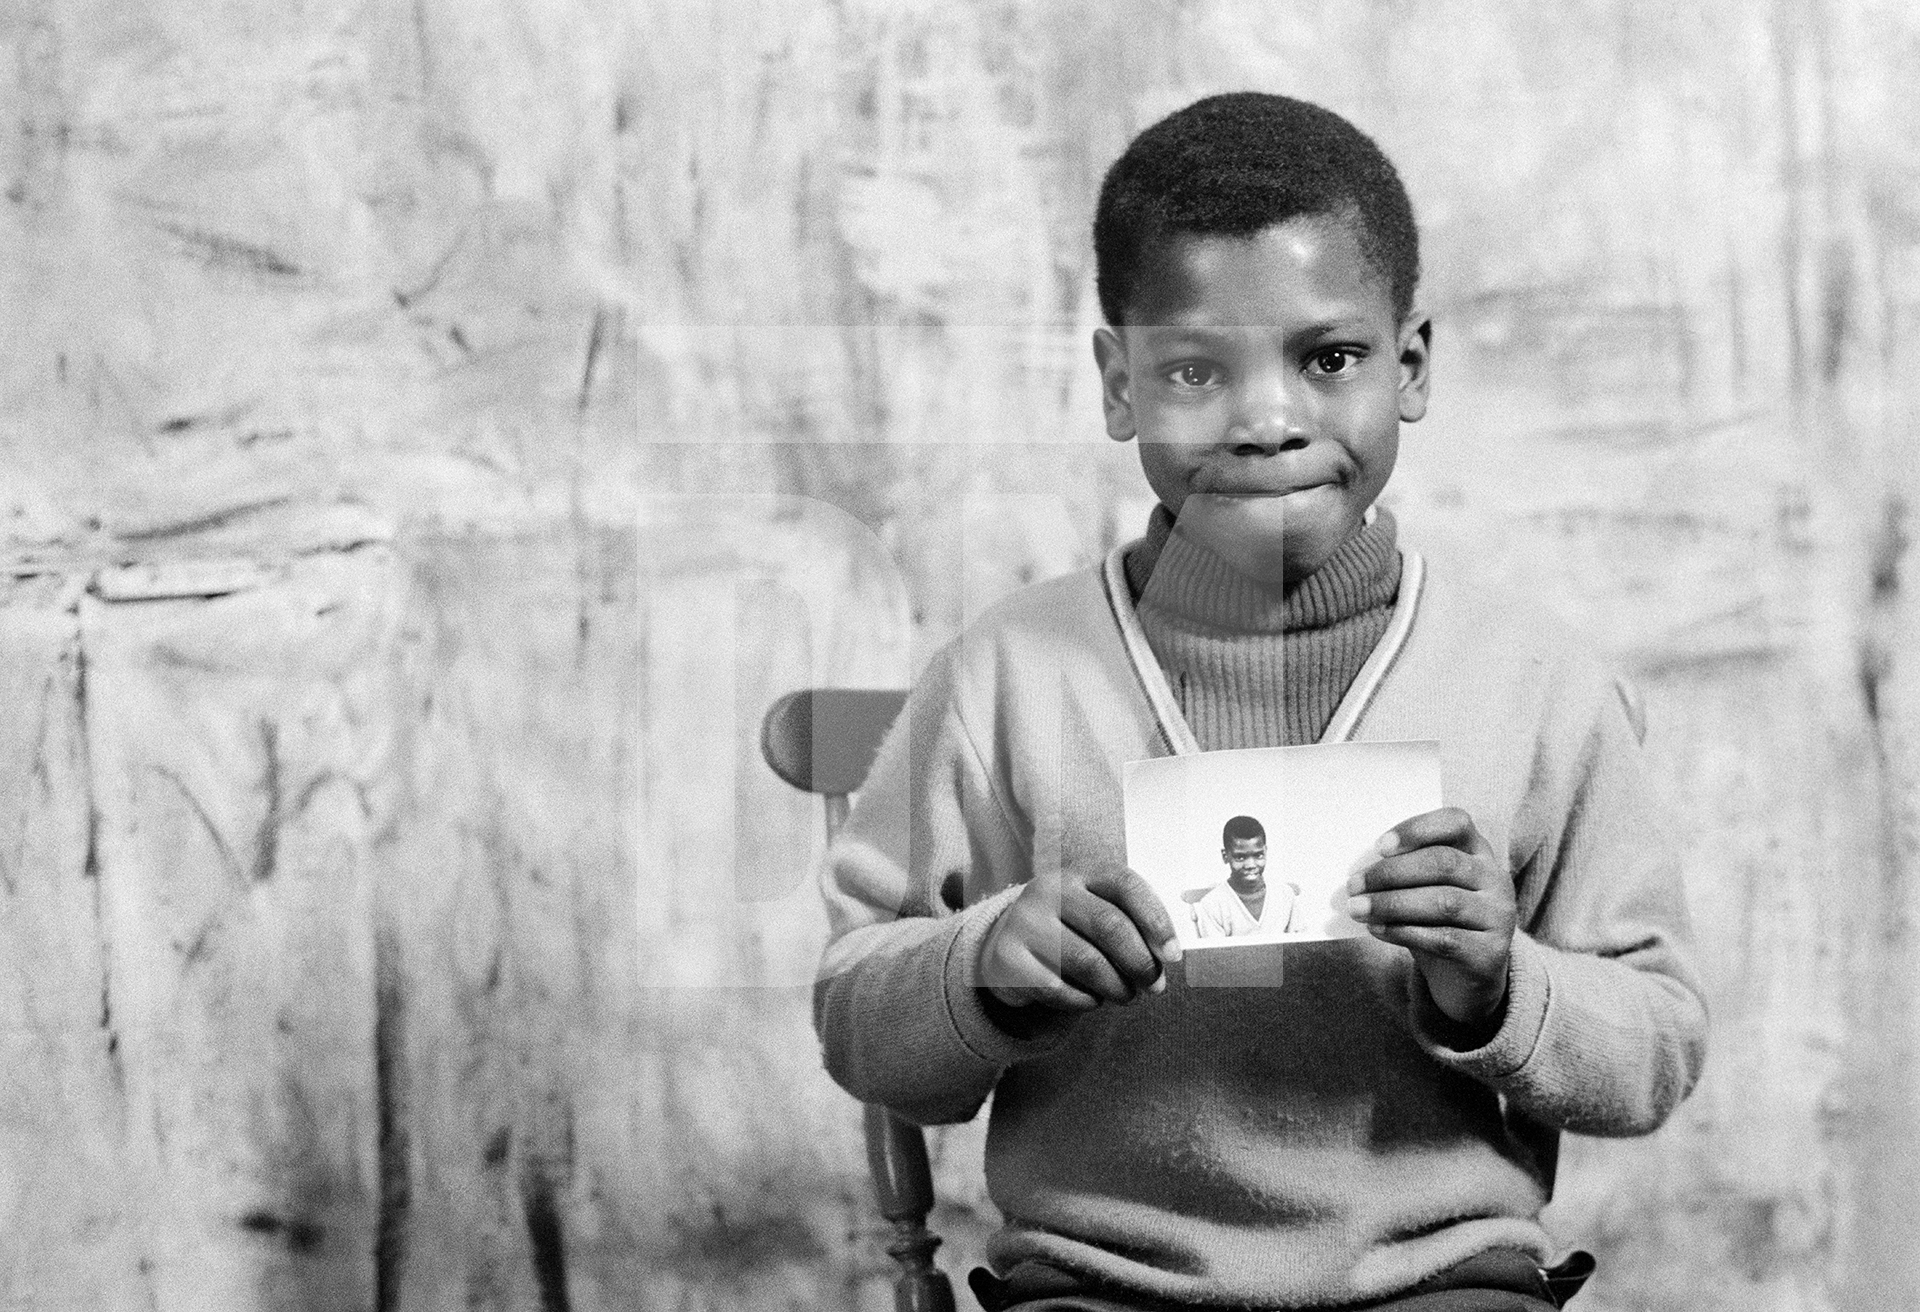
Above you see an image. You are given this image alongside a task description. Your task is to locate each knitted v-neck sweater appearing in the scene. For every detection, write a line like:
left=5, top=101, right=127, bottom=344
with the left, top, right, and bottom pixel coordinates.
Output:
left=1128, top=505, right=1401, bottom=750
left=814, top=533, right=1707, bottom=1308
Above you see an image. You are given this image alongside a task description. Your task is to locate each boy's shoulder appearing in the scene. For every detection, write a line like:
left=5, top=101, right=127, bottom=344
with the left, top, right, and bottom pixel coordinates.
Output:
left=1416, top=555, right=1597, bottom=660
left=1410, top=549, right=1641, bottom=737
left=927, top=559, right=1145, bottom=725
left=949, top=561, right=1116, bottom=656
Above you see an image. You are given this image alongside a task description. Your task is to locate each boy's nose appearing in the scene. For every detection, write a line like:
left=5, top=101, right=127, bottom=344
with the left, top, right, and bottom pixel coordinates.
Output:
left=1225, top=421, right=1308, bottom=454
left=1228, top=379, right=1308, bottom=450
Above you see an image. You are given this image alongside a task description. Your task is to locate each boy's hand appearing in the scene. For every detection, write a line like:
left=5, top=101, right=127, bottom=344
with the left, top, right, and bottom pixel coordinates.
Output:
left=1347, top=808, right=1515, bottom=1039
left=978, top=866, right=1183, bottom=1013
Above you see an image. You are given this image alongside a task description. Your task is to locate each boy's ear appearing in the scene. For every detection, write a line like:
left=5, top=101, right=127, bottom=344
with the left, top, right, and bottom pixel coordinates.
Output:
left=1093, top=327, right=1136, bottom=442
left=1397, top=312, right=1433, bottom=423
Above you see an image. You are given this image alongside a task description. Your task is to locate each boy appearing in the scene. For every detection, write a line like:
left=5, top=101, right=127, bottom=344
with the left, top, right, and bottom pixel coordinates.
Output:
left=814, top=93, right=1706, bottom=1310
left=1194, top=816, right=1294, bottom=939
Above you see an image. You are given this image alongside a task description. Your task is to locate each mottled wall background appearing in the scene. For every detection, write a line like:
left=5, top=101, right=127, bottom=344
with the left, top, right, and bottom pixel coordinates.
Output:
left=2, top=0, right=1918, bottom=1309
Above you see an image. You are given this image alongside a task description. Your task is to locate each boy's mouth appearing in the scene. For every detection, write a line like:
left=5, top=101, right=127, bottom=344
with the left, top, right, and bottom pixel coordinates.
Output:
left=1194, top=483, right=1337, bottom=507
left=1191, top=466, right=1345, bottom=498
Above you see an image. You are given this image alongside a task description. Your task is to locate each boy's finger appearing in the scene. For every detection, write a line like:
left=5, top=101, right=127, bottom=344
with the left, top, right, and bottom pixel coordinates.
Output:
left=1364, top=922, right=1494, bottom=966
left=1060, top=888, right=1164, bottom=994
left=1348, top=884, right=1503, bottom=930
left=1056, top=926, right=1139, bottom=1004
left=1016, top=979, right=1103, bottom=1012
left=1348, top=845, right=1491, bottom=895
left=1369, top=807, right=1492, bottom=860
left=1000, top=942, right=1102, bottom=1011
left=1089, top=866, right=1185, bottom=965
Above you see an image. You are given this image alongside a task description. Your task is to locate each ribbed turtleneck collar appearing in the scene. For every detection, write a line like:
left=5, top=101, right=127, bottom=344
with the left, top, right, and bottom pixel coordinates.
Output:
left=1124, top=502, right=1402, bottom=635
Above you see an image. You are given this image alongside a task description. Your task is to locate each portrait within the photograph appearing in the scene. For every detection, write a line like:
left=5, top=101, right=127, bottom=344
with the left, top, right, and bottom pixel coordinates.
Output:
left=1124, top=741, right=1443, bottom=948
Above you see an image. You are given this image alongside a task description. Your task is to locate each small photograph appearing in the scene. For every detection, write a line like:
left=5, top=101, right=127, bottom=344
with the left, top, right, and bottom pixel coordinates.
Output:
left=1123, top=741, right=1443, bottom=949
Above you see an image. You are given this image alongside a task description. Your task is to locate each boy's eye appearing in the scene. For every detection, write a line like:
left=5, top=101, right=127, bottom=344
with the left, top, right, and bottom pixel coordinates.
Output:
left=1166, top=362, right=1223, bottom=389
left=1309, top=347, right=1362, bottom=375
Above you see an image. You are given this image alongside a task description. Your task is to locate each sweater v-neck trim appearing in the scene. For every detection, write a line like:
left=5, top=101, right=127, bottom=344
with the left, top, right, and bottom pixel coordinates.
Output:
left=1101, top=543, right=1427, bottom=756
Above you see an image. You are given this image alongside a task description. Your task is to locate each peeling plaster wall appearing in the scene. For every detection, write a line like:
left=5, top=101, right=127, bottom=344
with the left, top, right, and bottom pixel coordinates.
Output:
left=2, top=1, right=1919, bottom=1309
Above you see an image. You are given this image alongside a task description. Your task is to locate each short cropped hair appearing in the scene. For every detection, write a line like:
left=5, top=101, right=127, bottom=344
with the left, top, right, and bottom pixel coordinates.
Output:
left=1094, top=92, right=1420, bottom=326
left=1222, top=815, right=1266, bottom=848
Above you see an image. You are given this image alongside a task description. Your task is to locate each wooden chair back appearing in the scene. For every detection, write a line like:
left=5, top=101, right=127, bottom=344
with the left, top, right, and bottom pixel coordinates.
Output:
left=761, top=688, right=957, bottom=1312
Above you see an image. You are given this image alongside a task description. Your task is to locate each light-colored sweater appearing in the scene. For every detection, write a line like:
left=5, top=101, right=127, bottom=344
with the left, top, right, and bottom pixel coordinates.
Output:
left=812, top=536, right=1708, bottom=1308
left=1192, top=878, right=1294, bottom=938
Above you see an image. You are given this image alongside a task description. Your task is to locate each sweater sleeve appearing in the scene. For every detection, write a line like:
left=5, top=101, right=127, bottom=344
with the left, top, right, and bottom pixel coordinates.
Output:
left=1408, top=667, right=1709, bottom=1136
left=812, top=644, right=1078, bottom=1127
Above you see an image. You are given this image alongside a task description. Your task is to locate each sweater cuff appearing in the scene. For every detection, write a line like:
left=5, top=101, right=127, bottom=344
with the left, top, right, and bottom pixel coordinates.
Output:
left=1410, top=931, right=1553, bottom=1082
left=942, top=885, right=1082, bottom=1064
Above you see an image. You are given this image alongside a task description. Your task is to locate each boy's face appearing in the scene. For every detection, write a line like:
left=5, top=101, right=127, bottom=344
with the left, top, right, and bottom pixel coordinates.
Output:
left=1094, top=215, right=1431, bottom=587
left=1223, top=835, right=1267, bottom=891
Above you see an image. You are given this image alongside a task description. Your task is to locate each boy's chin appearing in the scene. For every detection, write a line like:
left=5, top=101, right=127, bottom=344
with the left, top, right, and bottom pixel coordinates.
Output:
left=1174, top=491, right=1355, bottom=588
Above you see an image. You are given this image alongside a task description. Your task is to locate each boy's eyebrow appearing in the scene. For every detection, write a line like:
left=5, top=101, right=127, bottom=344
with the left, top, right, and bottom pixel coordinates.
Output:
left=1134, top=318, right=1377, bottom=344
